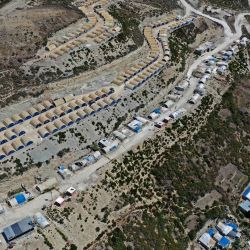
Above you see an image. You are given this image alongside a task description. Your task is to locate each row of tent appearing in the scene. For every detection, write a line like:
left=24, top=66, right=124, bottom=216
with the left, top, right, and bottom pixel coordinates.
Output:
left=111, top=27, right=162, bottom=87
left=30, top=91, right=117, bottom=129
left=46, top=8, right=97, bottom=52
left=0, top=100, right=55, bottom=131
left=0, top=87, right=114, bottom=132
left=167, top=16, right=195, bottom=31
left=112, top=54, right=159, bottom=86
left=95, top=7, right=115, bottom=28
left=126, top=60, right=166, bottom=90
left=0, top=125, right=26, bottom=145
left=78, top=0, right=107, bottom=8
left=158, top=28, right=171, bottom=61
left=37, top=95, right=121, bottom=138
left=0, top=93, right=121, bottom=160
left=47, top=11, right=97, bottom=58
left=112, top=16, right=193, bottom=88
left=122, top=25, right=172, bottom=89
left=144, top=27, right=160, bottom=55
left=87, top=26, right=118, bottom=44
left=0, top=135, right=35, bottom=160
left=151, top=14, right=177, bottom=28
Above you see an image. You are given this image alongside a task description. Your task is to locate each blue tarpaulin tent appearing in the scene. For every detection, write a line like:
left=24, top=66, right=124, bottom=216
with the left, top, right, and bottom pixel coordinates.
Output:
left=208, top=228, right=215, bottom=237
left=153, top=108, right=161, bottom=114
left=225, top=222, right=238, bottom=232
left=15, top=194, right=26, bottom=205
left=218, top=237, right=230, bottom=249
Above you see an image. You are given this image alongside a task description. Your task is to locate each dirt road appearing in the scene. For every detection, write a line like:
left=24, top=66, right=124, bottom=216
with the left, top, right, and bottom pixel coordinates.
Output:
left=179, top=0, right=250, bottom=78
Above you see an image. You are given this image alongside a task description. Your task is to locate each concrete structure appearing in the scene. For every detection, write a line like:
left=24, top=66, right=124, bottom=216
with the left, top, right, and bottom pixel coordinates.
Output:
left=175, top=80, right=189, bottom=91
left=216, top=222, right=233, bottom=236
left=99, top=138, right=119, bottom=154
left=35, top=177, right=58, bottom=193
left=198, top=233, right=216, bottom=249
left=2, top=217, right=35, bottom=243
left=55, top=196, right=65, bottom=206
left=93, top=150, right=101, bottom=160
left=242, top=186, right=250, bottom=200
left=57, top=166, right=72, bottom=179
left=34, top=212, right=50, bottom=229
left=170, top=108, right=186, bottom=119
left=113, top=131, right=127, bottom=141
left=194, top=84, right=205, bottom=96
left=239, top=200, right=250, bottom=216
left=189, top=93, right=201, bottom=104
left=148, top=112, right=160, bottom=120
left=163, top=100, right=174, bottom=108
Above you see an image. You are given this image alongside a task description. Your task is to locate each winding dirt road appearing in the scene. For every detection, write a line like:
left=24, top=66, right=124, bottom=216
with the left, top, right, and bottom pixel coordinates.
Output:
left=179, top=0, right=250, bottom=78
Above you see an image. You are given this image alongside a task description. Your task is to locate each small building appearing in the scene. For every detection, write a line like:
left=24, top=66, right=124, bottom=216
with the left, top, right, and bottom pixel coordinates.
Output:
left=55, top=196, right=65, bottom=207
left=135, top=116, right=149, bottom=124
left=57, top=166, right=72, bottom=179
left=102, top=141, right=119, bottom=154
left=2, top=118, right=15, bottom=128
left=189, top=93, right=201, bottom=104
left=163, top=100, right=174, bottom=108
left=217, top=65, right=227, bottom=75
left=205, top=67, right=213, bottom=74
left=195, top=42, right=215, bottom=55
left=168, top=94, right=181, bottom=101
left=194, top=84, right=205, bottom=96
left=154, top=122, right=165, bottom=128
left=2, top=144, right=15, bottom=156
left=38, top=127, right=50, bottom=138
left=93, top=151, right=101, bottom=160
left=84, top=155, right=95, bottom=165
left=66, top=187, right=76, bottom=196
left=2, top=217, right=35, bottom=243
left=198, top=74, right=210, bottom=84
left=239, top=200, right=250, bottom=216
left=34, top=212, right=50, bottom=229
left=198, top=232, right=216, bottom=249
left=148, top=112, right=160, bottom=120
left=127, top=120, right=143, bottom=133
left=216, top=222, right=233, bottom=236
left=113, top=131, right=127, bottom=141
left=170, top=108, right=186, bottom=120
left=98, top=138, right=111, bottom=148
left=69, top=160, right=87, bottom=172
left=0, top=122, right=6, bottom=132
left=162, top=115, right=171, bottom=123
left=13, top=126, right=26, bottom=136
left=175, top=80, right=189, bottom=91
left=242, top=186, right=250, bottom=200
left=35, top=177, right=58, bottom=194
